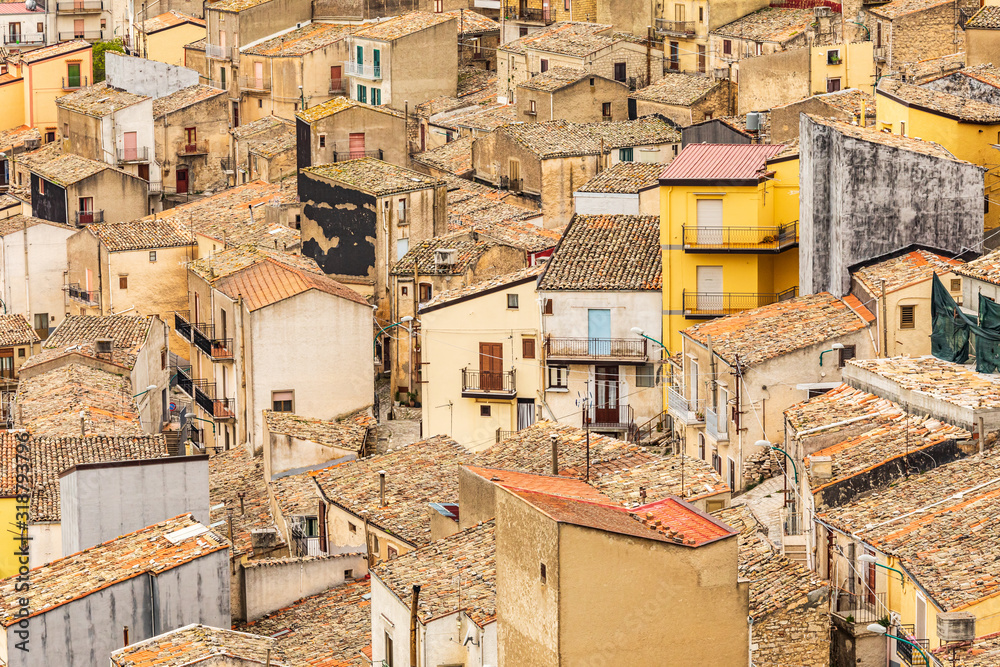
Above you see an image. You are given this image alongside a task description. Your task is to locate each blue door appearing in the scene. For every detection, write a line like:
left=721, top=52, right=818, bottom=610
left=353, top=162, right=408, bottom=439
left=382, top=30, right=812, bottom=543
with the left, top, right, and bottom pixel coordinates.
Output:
left=588, top=309, right=611, bottom=356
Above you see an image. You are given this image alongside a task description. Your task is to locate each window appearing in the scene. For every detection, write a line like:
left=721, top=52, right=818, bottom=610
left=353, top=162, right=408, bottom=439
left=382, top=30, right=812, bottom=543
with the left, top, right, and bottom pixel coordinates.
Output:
left=899, top=305, right=915, bottom=329
left=951, top=278, right=961, bottom=292
left=698, top=432, right=706, bottom=459
left=565, top=0, right=570, bottom=9
left=33, top=313, right=48, bottom=338
left=396, top=237, right=408, bottom=259
left=723, top=39, right=732, bottom=55
left=838, top=345, right=856, bottom=367
left=807, top=388, right=828, bottom=399
left=357, top=84, right=367, bottom=103
left=529, top=99, right=536, bottom=114
left=522, top=337, right=536, bottom=359
left=18, top=348, right=24, bottom=358
left=319, top=134, right=326, bottom=148
left=348, top=522, right=357, bottom=533
left=602, top=102, right=612, bottom=119
left=827, top=49, right=840, bottom=65
left=67, top=62, right=80, bottom=88
left=540, top=58, right=549, bottom=72
left=63, top=123, right=68, bottom=139
left=900, top=121, right=906, bottom=137
left=698, top=6, right=704, bottom=21
left=258, top=99, right=263, bottom=108
left=619, top=147, right=633, bottom=162
left=397, top=198, right=407, bottom=224
left=698, top=45, right=706, bottom=73
left=38, top=179, right=44, bottom=195
left=119, top=275, right=128, bottom=289
left=540, top=562, right=547, bottom=583
left=305, top=517, right=319, bottom=536
left=419, top=283, right=432, bottom=302
left=507, top=293, right=519, bottom=309
left=387, top=545, right=398, bottom=559
left=674, top=3, right=684, bottom=20
left=220, top=67, right=226, bottom=88
left=149, top=251, right=157, bottom=262
left=384, top=633, right=394, bottom=667
left=636, top=363, right=655, bottom=387
left=827, top=77, right=841, bottom=93
left=589, top=77, right=595, bottom=86
left=371, top=87, right=381, bottom=106
left=272, top=390, right=294, bottom=412
left=480, top=405, right=491, bottom=417
left=547, top=365, right=568, bottom=389
left=401, top=285, right=408, bottom=296
left=37, top=22, right=42, bottom=32
left=345, top=569, right=353, bottom=578
left=542, top=298, right=553, bottom=315
left=669, top=42, right=679, bottom=70
left=613, top=61, right=626, bottom=82
left=434, top=0, right=442, bottom=10
left=101, top=17, right=106, bottom=28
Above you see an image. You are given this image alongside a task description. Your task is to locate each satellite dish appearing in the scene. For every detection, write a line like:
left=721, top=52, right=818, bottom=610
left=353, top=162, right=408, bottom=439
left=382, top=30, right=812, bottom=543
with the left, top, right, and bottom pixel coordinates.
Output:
left=25, top=0, right=36, bottom=10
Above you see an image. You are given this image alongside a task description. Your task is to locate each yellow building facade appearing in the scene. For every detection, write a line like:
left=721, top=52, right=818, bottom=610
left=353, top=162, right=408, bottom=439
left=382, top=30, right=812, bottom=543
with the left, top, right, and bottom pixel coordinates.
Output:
left=659, top=142, right=800, bottom=352
left=1, top=40, right=93, bottom=136
left=139, top=11, right=207, bottom=67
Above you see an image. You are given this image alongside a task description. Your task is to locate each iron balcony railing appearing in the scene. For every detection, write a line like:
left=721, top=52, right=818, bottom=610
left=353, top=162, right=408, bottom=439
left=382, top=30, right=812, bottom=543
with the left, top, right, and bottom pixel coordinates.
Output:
left=205, top=43, right=231, bottom=60
left=667, top=386, right=705, bottom=424
left=545, top=337, right=647, bottom=362
left=655, top=19, right=696, bottom=36
left=499, top=175, right=522, bottom=192
left=683, top=287, right=798, bottom=318
left=462, top=368, right=516, bottom=397
left=706, top=406, right=728, bottom=440
left=516, top=7, right=554, bottom=23
left=65, top=283, right=99, bottom=306
left=782, top=508, right=804, bottom=536
left=220, top=157, right=234, bottom=173
left=75, top=210, right=103, bottom=225
left=667, top=386, right=688, bottom=416
left=345, top=61, right=382, bottom=79
left=117, top=146, right=149, bottom=163
left=239, top=76, right=270, bottom=91
left=57, top=0, right=102, bottom=11
left=174, top=365, right=235, bottom=420
left=681, top=223, right=798, bottom=252
left=59, top=31, right=102, bottom=42
left=584, top=403, right=634, bottom=430
left=833, top=589, right=888, bottom=626
left=176, top=312, right=234, bottom=361
left=634, top=410, right=671, bottom=444
left=174, top=312, right=192, bottom=342
left=3, top=33, right=45, bottom=45
left=178, top=140, right=210, bottom=156
left=331, top=148, right=383, bottom=163
left=895, top=624, right=933, bottom=666
left=329, top=78, right=346, bottom=94
left=62, top=75, right=89, bottom=89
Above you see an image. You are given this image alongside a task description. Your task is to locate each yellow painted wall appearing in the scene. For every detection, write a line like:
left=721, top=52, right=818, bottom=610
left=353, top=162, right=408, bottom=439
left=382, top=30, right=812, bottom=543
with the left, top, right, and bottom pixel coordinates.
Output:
left=23, top=46, right=94, bottom=132
left=809, top=42, right=874, bottom=96
left=876, top=91, right=1000, bottom=231
left=147, top=24, right=207, bottom=67
left=0, top=497, right=18, bottom=579
left=0, top=78, right=26, bottom=132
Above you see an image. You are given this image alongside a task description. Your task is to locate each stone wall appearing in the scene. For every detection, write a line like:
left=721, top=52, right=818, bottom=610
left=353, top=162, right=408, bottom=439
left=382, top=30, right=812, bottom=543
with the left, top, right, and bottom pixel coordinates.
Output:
left=753, top=604, right=831, bottom=667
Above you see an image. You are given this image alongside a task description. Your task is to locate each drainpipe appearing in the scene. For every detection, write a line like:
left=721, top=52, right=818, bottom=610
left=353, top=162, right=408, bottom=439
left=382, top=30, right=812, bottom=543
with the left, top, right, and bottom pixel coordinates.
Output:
left=22, top=214, right=29, bottom=322
left=409, top=585, right=421, bottom=667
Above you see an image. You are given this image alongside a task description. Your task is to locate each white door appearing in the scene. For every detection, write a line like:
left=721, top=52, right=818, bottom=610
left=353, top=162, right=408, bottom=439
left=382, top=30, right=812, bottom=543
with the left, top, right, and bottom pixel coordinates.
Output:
left=696, top=266, right=723, bottom=313
left=696, top=199, right=723, bottom=246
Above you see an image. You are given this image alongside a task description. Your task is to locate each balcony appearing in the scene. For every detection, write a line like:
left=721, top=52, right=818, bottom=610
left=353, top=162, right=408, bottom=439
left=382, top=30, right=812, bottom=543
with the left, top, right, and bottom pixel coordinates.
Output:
left=62, top=75, right=89, bottom=90
left=205, top=43, right=231, bottom=60
left=329, top=78, right=346, bottom=94
left=682, top=223, right=798, bottom=253
left=240, top=75, right=270, bottom=92
left=667, top=386, right=704, bottom=425
left=874, top=46, right=886, bottom=62
left=705, top=406, right=728, bottom=441
left=682, top=287, right=798, bottom=319
left=544, top=337, right=647, bottom=364
left=517, top=7, right=554, bottom=23
left=331, top=148, right=384, bottom=162
left=65, top=283, right=99, bottom=306
left=499, top=175, right=522, bottom=192
left=461, top=368, right=516, bottom=398
left=655, top=19, right=696, bottom=36
left=174, top=365, right=236, bottom=421
left=75, top=210, right=103, bottom=225
left=58, top=31, right=103, bottom=42
left=117, top=146, right=149, bottom=164
left=584, top=403, right=635, bottom=431
left=178, top=141, right=210, bottom=156
left=175, top=312, right=234, bottom=362
left=57, top=0, right=102, bottom=11
left=148, top=180, right=162, bottom=194
left=345, top=61, right=382, bottom=80
left=3, top=33, right=45, bottom=46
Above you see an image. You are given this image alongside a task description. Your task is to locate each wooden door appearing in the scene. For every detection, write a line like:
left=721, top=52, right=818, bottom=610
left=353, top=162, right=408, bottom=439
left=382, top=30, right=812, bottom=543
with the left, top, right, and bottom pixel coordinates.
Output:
left=331, top=65, right=342, bottom=92
left=479, top=342, right=503, bottom=391
left=595, top=365, right=619, bottom=423
left=254, top=61, right=263, bottom=88
left=349, top=132, right=366, bottom=159
left=176, top=167, right=188, bottom=194
left=123, top=131, right=137, bottom=161
left=865, top=551, right=876, bottom=605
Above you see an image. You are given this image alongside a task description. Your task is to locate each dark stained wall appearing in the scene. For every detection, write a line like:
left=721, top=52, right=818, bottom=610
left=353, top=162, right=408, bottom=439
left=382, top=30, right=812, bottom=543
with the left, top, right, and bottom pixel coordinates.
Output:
left=31, top=175, right=67, bottom=225
left=296, top=118, right=312, bottom=170
left=922, top=73, right=1000, bottom=107
left=299, top=171, right=376, bottom=279
left=682, top=120, right=753, bottom=147
left=312, top=0, right=416, bottom=19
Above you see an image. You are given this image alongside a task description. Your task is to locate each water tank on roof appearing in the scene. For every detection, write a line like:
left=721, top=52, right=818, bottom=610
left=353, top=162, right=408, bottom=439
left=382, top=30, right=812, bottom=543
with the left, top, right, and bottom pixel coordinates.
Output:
left=746, top=112, right=763, bottom=132
left=937, top=612, right=976, bottom=643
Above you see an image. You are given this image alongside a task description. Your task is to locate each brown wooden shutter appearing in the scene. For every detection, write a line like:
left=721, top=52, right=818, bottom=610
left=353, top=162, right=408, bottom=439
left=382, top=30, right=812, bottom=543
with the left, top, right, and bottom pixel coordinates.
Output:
left=318, top=500, right=328, bottom=553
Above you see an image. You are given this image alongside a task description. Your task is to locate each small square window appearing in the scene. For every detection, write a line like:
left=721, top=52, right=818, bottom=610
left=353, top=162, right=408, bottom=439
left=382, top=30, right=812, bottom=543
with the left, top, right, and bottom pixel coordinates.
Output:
left=419, top=283, right=432, bottom=302
left=401, top=286, right=408, bottom=296
left=899, top=305, right=915, bottom=330
left=542, top=298, right=553, bottom=315
left=951, top=278, right=961, bottom=292
left=272, top=390, right=294, bottom=412
left=602, top=102, right=612, bottom=118
left=18, top=348, right=25, bottom=357
left=838, top=345, right=857, bottom=367
left=387, top=545, right=398, bottom=560
left=258, top=99, right=262, bottom=108
left=149, top=251, right=157, bottom=262
left=522, top=337, right=536, bottom=359
left=480, top=405, right=491, bottom=417
left=507, top=294, right=519, bottom=309
left=345, top=569, right=353, bottom=578
left=348, top=522, right=357, bottom=533
left=548, top=365, right=568, bottom=389
left=636, top=363, right=656, bottom=387
left=119, top=275, right=128, bottom=289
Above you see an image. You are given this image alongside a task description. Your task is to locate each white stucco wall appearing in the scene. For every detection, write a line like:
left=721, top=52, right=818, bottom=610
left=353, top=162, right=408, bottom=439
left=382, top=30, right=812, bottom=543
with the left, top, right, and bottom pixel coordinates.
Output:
left=28, top=522, right=60, bottom=569
left=244, top=553, right=367, bottom=621
left=573, top=192, right=641, bottom=216
left=0, top=223, right=76, bottom=333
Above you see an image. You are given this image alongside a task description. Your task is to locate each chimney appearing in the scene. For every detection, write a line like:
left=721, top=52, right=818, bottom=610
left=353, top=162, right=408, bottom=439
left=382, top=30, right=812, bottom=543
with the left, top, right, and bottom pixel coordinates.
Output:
left=238, top=491, right=246, bottom=515
left=550, top=434, right=558, bottom=475
left=379, top=470, right=387, bottom=507
left=811, top=455, right=833, bottom=480
left=639, top=486, right=647, bottom=504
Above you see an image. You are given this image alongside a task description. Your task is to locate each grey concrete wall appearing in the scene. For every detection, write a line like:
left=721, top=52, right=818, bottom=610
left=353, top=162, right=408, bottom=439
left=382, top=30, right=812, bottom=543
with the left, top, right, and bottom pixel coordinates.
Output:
left=59, top=457, right=210, bottom=556
left=152, top=551, right=231, bottom=635
left=106, top=53, right=200, bottom=99
left=922, top=72, right=1000, bottom=106
left=457, top=466, right=497, bottom=530
left=738, top=48, right=811, bottom=115
left=243, top=552, right=367, bottom=621
left=799, top=114, right=984, bottom=297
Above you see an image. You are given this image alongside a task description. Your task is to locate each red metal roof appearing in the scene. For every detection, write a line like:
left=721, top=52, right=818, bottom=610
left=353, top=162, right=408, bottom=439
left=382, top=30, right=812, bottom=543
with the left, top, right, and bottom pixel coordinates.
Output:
left=659, top=143, right=787, bottom=183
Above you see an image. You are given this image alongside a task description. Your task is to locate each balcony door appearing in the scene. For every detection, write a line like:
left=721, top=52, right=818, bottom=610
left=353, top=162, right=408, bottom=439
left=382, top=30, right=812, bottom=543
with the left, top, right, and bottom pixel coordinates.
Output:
left=696, top=199, right=723, bottom=245
left=594, top=365, right=619, bottom=424
left=479, top=342, right=503, bottom=391
left=331, top=65, right=342, bottom=92
left=123, top=131, right=137, bottom=161
left=696, top=265, right=723, bottom=312
left=78, top=196, right=93, bottom=224
left=349, top=132, right=366, bottom=159
left=73, top=19, right=84, bottom=38
left=9, top=23, right=20, bottom=43
left=587, top=308, right=610, bottom=356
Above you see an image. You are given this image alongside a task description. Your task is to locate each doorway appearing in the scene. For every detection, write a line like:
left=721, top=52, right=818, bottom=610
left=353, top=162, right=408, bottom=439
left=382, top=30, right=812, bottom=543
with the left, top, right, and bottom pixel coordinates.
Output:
left=517, top=398, right=535, bottom=430
left=176, top=167, right=189, bottom=194
left=479, top=342, right=503, bottom=391
left=594, top=365, right=619, bottom=424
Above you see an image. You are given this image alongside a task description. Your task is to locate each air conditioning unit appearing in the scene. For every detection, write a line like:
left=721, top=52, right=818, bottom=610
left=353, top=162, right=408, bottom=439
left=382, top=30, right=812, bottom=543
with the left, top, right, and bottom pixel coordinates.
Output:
left=937, top=612, right=976, bottom=643
left=94, top=338, right=113, bottom=356
left=434, top=249, right=457, bottom=267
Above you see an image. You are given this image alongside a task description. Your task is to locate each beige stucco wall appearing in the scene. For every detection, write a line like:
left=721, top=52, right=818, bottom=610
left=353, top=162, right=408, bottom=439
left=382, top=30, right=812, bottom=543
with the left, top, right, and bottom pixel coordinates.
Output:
left=736, top=47, right=811, bottom=115
left=68, top=169, right=149, bottom=225
left=148, top=23, right=208, bottom=67
left=382, top=18, right=458, bottom=111
left=968, top=27, right=1000, bottom=67
left=516, top=76, right=629, bottom=123
left=306, top=105, right=408, bottom=167
left=59, top=105, right=103, bottom=162
left=155, top=92, right=229, bottom=195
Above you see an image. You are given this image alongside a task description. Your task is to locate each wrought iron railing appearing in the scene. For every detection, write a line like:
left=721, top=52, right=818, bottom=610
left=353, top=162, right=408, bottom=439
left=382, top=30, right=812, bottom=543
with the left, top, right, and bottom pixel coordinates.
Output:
left=634, top=410, right=671, bottom=444
left=681, top=223, right=798, bottom=252
left=174, top=312, right=192, bottom=341
left=66, top=283, right=99, bottom=305
left=3, top=33, right=45, bottom=45
left=584, top=403, right=634, bottom=429
left=462, top=368, right=516, bottom=395
left=211, top=338, right=234, bottom=360
left=518, top=7, right=554, bottom=23
left=345, top=61, right=382, bottom=79
left=834, top=590, right=888, bottom=626
left=782, top=508, right=804, bottom=535
left=895, top=624, right=932, bottom=666
left=240, top=76, right=270, bottom=91
left=175, top=365, right=235, bottom=420
left=545, top=337, right=646, bottom=360
left=62, top=75, right=89, bottom=89
left=59, top=31, right=102, bottom=42
left=75, top=210, right=103, bottom=225
left=496, top=428, right=516, bottom=443
left=682, top=287, right=798, bottom=317
left=655, top=19, right=695, bottom=35
left=329, top=78, right=346, bottom=94
left=117, top=146, right=149, bottom=163
left=178, top=141, right=210, bottom=156
left=56, top=0, right=102, bottom=11
left=331, top=149, right=383, bottom=163
left=499, top=175, right=522, bottom=192
left=205, top=43, right=231, bottom=60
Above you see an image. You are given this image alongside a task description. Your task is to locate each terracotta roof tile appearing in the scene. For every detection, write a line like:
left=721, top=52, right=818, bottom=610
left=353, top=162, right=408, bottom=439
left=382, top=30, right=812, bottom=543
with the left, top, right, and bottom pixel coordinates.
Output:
left=296, top=96, right=403, bottom=123
left=232, top=115, right=295, bottom=139
left=24, top=314, right=153, bottom=371
left=55, top=81, right=148, bottom=116
left=89, top=216, right=196, bottom=251
left=593, top=454, right=730, bottom=505
left=497, top=116, right=679, bottom=158
left=712, top=7, right=817, bottom=42
left=499, top=21, right=615, bottom=57
left=576, top=161, right=663, bottom=193
left=868, top=0, right=953, bottom=19
left=248, top=132, right=296, bottom=159
left=785, top=383, right=904, bottom=435
left=271, top=470, right=322, bottom=519
left=519, top=66, right=592, bottom=92
left=264, top=409, right=373, bottom=454
left=0, top=214, right=73, bottom=237
left=243, top=21, right=351, bottom=56
left=633, top=496, right=735, bottom=546
left=877, top=77, right=1000, bottom=123
left=152, top=84, right=225, bottom=117
left=448, top=102, right=515, bottom=132
left=806, top=113, right=963, bottom=161
left=967, top=5, right=1000, bottom=28
left=140, top=9, right=205, bottom=33
left=443, top=9, right=498, bottom=35
left=853, top=248, right=963, bottom=294
left=390, top=231, right=511, bottom=276
left=465, top=465, right=614, bottom=502
left=847, top=356, right=1000, bottom=410
left=352, top=11, right=455, bottom=41
left=955, top=246, right=1000, bottom=285
left=18, top=39, right=90, bottom=63
left=16, top=143, right=124, bottom=187
left=448, top=209, right=557, bottom=252
left=0, top=125, right=39, bottom=152
left=303, top=158, right=443, bottom=196
left=210, top=447, right=286, bottom=557
left=0, top=314, right=39, bottom=347
left=413, top=136, right=473, bottom=174
left=630, top=72, right=722, bottom=105
left=419, top=263, right=543, bottom=310
left=110, top=624, right=282, bottom=666
left=213, top=256, right=368, bottom=309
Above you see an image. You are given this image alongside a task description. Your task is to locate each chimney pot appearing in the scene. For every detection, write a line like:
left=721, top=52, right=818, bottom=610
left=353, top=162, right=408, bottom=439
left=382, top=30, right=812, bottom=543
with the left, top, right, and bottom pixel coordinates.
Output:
left=379, top=470, right=387, bottom=507
left=549, top=434, right=558, bottom=475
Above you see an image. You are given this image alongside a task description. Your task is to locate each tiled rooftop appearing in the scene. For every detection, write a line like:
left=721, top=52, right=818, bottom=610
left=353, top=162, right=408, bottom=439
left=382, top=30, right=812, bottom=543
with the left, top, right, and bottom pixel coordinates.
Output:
left=464, top=465, right=614, bottom=502
left=90, top=216, right=196, bottom=252
left=264, top=409, right=373, bottom=454
left=209, top=447, right=285, bottom=557
left=868, top=0, right=953, bottom=19
left=27, top=314, right=154, bottom=370
left=819, top=450, right=1000, bottom=610
left=457, top=67, right=496, bottom=99
left=713, top=505, right=826, bottom=618
left=633, top=497, right=735, bottom=546
left=214, top=255, right=369, bottom=310
left=390, top=231, right=513, bottom=276
left=806, top=114, right=963, bottom=162
left=932, top=632, right=1000, bottom=664
left=351, top=11, right=455, bottom=41
left=235, top=578, right=372, bottom=666
left=0, top=215, right=71, bottom=239
left=413, top=135, right=473, bottom=174
left=443, top=9, right=499, bottom=34
left=499, top=21, right=616, bottom=57
left=576, top=161, right=663, bottom=193
left=852, top=247, right=963, bottom=294
left=903, top=52, right=966, bottom=81
left=420, top=263, right=544, bottom=311
left=270, top=470, right=322, bottom=519
left=17, top=143, right=122, bottom=187
left=449, top=209, right=557, bottom=252
left=140, top=9, right=205, bottom=33
left=967, top=5, right=1000, bottom=28
left=372, top=520, right=496, bottom=626
left=0, top=124, right=39, bottom=151
left=295, top=95, right=403, bottom=123
left=683, top=293, right=875, bottom=367
left=15, top=362, right=144, bottom=438
left=630, top=72, right=721, bottom=105
left=189, top=244, right=321, bottom=283
left=303, top=158, right=443, bottom=196
left=805, top=413, right=970, bottom=493
left=243, top=21, right=351, bottom=56
left=785, top=383, right=904, bottom=436
left=19, top=39, right=90, bottom=63
left=878, top=77, right=1000, bottom=123
left=519, top=66, right=592, bottom=92
left=311, top=435, right=470, bottom=547
left=448, top=102, right=515, bottom=132
left=0, top=514, right=225, bottom=628
left=56, top=81, right=149, bottom=116
left=846, top=356, right=1000, bottom=410
left=110, top=624, right=281, bottom=667
left=152, top=84, right=225, bottom=117
left=593, top=454, right=730, bottom=505
left=955, top=246, right=1000, bottom=285
left=712, top=7, right=817, bottom=42
left=497, top=116, right=679, bottom=158
left=538, top=214, right=661, bottom=291
left=814, top=88, right=877, bottom=119
left=232, top=115, right=295, bottom=140
left=0, top=313, right=40, bottom=347
left=206, top=0, right=275, bottom=13
left=248, top=132, right=296, bottom=159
